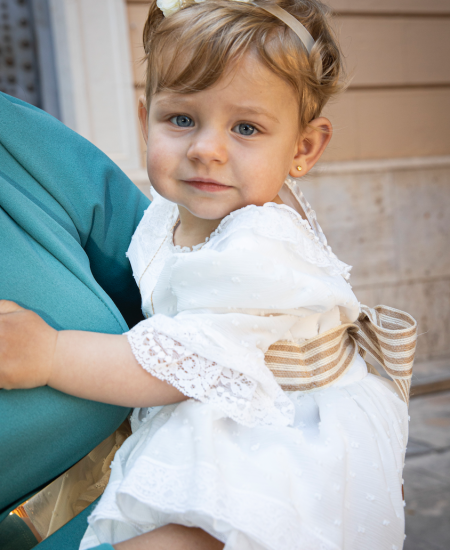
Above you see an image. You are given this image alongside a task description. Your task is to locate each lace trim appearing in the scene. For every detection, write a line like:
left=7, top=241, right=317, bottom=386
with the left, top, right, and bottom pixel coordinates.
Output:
left=87, top=457, right=336, bottom=550
left=126, top=323, right=294, bottom=427
left=169, top=220, right=224, bottom=254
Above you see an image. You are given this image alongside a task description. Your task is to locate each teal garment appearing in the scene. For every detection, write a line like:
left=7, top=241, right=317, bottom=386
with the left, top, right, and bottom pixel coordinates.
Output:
left=0, top=514, right=39, bottom=550
left=36, top=501, right=99, bottom=550
left=0, top=92, right=150, bottom=545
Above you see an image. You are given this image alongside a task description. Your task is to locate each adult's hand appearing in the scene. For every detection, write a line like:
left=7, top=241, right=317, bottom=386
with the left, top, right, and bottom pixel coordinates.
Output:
left=0, top=300, right=57, bottom=390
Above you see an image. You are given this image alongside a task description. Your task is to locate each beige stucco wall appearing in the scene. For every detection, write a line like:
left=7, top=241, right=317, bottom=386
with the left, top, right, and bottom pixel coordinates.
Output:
left=125, top=0, right=450, bottom=362
left=306, top=161, right=450, bottom=362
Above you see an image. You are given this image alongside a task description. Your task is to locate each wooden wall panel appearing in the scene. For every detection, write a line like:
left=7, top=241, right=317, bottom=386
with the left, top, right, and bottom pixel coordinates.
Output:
left=336, top=17, right=450, bottom=87
left=128, top=0, right=450, bottom=13
left=127, top=3, right=450, bottom=88
left=128, top=3, right=149, bottom=167
left=328, top=0, right=450, bottom=14
left=127, top=4, right=148, bottom=85
left=323, top=88, right=450, bottom=161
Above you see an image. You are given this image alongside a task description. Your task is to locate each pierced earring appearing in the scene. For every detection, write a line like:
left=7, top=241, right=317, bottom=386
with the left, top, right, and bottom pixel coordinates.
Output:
left=296, top=166, right=302, bottom=172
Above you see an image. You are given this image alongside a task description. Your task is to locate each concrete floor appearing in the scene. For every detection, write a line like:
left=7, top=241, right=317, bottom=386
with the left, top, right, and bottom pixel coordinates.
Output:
left=404, top=390, right=450, bottom=550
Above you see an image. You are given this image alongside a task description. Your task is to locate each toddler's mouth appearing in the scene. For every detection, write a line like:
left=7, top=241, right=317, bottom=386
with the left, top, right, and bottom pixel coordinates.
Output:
left=183, top=178, right=231, bottom=192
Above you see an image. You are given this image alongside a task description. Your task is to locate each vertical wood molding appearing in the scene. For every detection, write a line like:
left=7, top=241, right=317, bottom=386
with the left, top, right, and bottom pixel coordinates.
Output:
left=48, top=0, right=141, bottom=171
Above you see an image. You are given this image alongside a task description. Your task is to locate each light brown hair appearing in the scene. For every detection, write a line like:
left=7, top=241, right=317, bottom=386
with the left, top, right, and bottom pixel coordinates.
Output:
left=142, top=0, right=343, bottom=130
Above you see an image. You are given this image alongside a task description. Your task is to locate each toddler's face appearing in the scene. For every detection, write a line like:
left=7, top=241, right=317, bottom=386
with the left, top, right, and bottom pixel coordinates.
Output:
left=143, top=53, right=304, bottom=221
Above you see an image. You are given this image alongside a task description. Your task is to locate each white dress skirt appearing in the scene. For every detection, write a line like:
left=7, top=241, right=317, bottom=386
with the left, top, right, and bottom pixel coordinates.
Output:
left=80, top=187, right=409, bottom=550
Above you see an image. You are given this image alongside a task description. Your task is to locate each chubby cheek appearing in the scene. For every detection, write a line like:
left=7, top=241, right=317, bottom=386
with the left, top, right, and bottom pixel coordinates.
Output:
left=146, top=136, right=169, bottom=177
left=239, top=166, right=286, bottom=206
left=232, top=139, right=292, bottom=205
left=146, top=134, right=178, bottom=196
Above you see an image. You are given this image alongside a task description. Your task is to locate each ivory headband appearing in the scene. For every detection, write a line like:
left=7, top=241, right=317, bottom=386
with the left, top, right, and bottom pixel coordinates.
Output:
left=157, top=0, right=315, bottom=55
left=254, top=4, right=315, bottom=54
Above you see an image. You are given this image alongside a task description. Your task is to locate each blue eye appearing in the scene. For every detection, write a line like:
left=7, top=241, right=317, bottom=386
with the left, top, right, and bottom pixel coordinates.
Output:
left=233, top=123, right=257, bottom=136
left=170, top=115, right=194, bottom=127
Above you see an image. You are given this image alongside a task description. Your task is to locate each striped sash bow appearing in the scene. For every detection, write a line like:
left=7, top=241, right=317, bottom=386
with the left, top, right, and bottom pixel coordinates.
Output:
left=264, top=305, right=417, bottom=404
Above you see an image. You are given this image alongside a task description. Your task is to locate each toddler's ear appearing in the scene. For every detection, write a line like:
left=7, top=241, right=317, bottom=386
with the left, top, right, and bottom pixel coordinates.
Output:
left=138, top=95, right=149, bottom=145
left=289, top=117, right=333, bottom=178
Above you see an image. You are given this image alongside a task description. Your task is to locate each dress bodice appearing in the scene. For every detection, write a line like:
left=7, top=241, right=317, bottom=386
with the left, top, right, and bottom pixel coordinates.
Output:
left=126, top=187, right=358, bottom=344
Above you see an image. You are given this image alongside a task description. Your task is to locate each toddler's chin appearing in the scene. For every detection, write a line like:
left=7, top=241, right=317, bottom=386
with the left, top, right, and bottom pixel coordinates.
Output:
left=184, top=203, right=235, bottom=221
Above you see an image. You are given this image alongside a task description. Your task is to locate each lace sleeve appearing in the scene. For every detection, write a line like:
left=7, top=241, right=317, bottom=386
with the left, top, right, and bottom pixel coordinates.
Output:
left=126, top=322, right=294, bottom=427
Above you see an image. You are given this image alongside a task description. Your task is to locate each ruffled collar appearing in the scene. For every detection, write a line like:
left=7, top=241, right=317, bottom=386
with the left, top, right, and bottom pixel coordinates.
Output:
left=151, top=185, right=351, bottom=281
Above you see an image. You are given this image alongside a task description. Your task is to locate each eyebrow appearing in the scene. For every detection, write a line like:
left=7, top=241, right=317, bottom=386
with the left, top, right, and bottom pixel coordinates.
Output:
left=153, top=97, right=191, bottom=110
left=153, top=97, right=280, bottom=124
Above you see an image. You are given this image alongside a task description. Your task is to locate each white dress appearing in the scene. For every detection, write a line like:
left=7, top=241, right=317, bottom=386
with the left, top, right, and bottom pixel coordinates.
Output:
left=80, top=188, right=408, bottom=550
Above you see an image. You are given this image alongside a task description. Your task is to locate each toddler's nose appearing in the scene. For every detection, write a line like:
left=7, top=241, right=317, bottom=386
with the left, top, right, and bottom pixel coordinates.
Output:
left=186, top=128, right=228, bottom=166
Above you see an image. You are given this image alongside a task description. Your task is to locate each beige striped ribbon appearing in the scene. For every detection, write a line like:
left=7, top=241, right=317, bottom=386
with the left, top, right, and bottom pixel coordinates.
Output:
left=265, top=305, right=417, bottom=404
